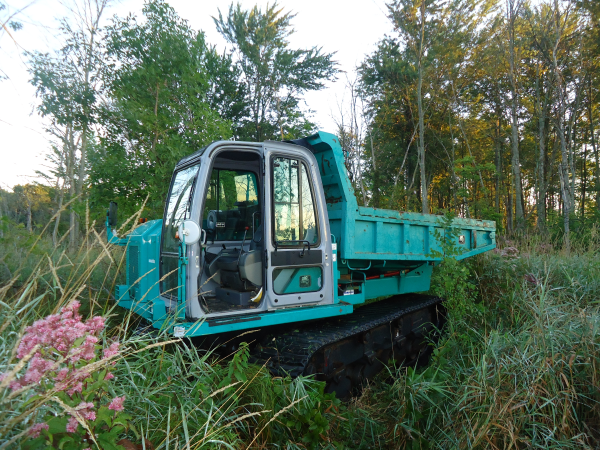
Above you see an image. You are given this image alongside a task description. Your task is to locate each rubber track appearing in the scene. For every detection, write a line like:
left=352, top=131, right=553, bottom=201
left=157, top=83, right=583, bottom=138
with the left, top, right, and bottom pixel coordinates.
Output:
left=251, top=294, right=444, bottom=378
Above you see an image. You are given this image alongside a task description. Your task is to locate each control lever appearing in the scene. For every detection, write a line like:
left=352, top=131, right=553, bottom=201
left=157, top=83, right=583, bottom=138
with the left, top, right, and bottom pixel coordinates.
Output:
left=237, top=227, right=250, bottom=265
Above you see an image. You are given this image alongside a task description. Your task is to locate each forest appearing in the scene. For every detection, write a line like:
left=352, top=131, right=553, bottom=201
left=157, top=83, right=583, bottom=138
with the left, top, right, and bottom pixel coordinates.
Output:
left=2, top=0, right=600, bottom=449
left=1, top=0, right=598, bottom=243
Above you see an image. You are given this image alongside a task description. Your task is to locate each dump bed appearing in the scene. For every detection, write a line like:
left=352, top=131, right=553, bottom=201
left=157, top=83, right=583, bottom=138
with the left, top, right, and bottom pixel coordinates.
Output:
left=289, top=132, right=496, bottom=263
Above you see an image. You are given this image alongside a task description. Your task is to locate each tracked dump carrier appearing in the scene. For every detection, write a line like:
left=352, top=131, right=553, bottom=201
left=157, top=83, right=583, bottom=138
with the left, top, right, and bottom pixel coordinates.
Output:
left=107, top=131, right=496, bottom=396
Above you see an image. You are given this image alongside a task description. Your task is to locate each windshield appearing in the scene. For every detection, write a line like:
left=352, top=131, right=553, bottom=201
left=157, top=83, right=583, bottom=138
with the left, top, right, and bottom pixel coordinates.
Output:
left=162, top=164, right=200, bottom=254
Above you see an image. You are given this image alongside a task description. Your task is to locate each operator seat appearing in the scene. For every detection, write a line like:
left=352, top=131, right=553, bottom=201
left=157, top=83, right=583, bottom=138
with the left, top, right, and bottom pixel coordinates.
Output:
left=208, top=224, right=263, bottom=292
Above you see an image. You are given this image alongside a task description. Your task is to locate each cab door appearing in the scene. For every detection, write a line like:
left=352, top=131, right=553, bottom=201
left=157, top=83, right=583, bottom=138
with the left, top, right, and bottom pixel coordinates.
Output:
left=265, top=149, right=329, bottom=309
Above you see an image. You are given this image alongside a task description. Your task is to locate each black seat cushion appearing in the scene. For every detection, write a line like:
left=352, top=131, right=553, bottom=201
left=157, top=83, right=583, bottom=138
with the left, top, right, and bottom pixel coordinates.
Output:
left=216, top=253, right=239, bottom=272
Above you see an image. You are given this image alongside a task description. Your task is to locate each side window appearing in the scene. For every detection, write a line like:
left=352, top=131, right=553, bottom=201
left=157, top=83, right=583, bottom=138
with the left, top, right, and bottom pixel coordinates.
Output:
left=300, top=163, right=318, bottom=244
left=160, top=163, right=200, bottom=298
left=272, top=157, right=319, bottom=245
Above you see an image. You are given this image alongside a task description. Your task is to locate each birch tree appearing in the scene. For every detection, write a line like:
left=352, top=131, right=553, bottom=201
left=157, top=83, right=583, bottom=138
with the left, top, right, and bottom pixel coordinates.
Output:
left=29, top=0, right=110, bottom=247
left=389, top=0, right=443, bottom=214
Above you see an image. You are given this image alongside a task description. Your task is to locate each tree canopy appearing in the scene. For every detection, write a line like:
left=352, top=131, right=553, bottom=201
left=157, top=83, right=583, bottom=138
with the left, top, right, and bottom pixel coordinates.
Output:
left=3, top=0, right=600, bottom=247
left=213, top=2, right=338, bottom=141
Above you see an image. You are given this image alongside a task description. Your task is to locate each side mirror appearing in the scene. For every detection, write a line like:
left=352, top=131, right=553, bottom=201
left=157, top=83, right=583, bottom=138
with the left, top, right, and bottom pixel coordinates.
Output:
left=108, top=202, right=118, bottom=228
left=178, top=219, right=202, bottom=245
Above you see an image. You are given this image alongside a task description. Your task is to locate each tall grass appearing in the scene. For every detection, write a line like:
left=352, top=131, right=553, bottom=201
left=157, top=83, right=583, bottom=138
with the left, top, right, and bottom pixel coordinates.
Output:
left=4, top=212, right=600, bottom=449
left=341, top=231, right=600, bottom=449
left=0, top=215, right=344, bottom=449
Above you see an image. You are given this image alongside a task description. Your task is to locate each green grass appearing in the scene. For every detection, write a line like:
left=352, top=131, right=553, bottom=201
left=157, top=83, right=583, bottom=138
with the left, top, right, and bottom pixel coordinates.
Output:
left=3, top=219, right=600, bottom=449
left=0, top=218, right=344, bottom=449
left=336, top=232, right=600, bottom=449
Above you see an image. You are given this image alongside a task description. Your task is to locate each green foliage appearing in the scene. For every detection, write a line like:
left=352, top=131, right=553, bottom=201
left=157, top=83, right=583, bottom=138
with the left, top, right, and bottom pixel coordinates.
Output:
left=0, top=185, right=58, bottom=233
left=214, top=2, right=338, bottom=141
left=88, top=0, right=231, bottom=218
left=0, top=2, right=22, bottom=33
left=0, top=224, right=346, bottom=449
left=24, top=374, right=132, bottom=450
left=334, top=236, right=600, bottom=449
left=428, top=212, right=480, bottom=328
left=6, top=209, right=600, bottom=448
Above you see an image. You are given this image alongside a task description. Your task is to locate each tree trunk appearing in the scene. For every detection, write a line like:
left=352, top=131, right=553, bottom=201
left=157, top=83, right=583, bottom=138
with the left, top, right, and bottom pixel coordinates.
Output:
left=507, top=0, right=524, bottom=228
left=589, top=78, right=600, bottom=211
left=552, top=0, right=572, bottom=248
left=582, top=141, right=588, bottom=221
left=53, top=187, right=64, bottom=247
left=495, top=115, right=501, bottom=215
left=370, top=134, right=381, bottom=208
left=25, top=195, right=32, bottom=233
left=536, top=68, right=549, bottom=231
left=507, top=180, right=513, bottom=233
left=417, top=0, right=428, bottom=214
left=68, top=126, right=77, bottom=249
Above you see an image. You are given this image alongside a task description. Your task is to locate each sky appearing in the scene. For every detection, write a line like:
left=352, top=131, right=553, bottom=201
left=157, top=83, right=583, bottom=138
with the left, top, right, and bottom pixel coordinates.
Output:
left=0, top=0, right=394, bottom=190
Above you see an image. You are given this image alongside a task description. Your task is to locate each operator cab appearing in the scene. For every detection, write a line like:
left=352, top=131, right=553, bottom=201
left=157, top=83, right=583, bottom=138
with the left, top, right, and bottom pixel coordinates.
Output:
left=159, top=139, right=332, bottom=319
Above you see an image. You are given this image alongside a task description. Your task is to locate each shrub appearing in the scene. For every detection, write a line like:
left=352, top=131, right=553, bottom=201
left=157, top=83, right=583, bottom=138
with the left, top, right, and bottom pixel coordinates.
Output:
left=1, top=300, right=130, bottom=450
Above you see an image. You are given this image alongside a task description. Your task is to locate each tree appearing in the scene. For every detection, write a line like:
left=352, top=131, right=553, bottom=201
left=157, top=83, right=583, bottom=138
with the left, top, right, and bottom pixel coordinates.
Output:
left=388, top=0, right=445, bottom=214
left=0, top=1, right=23, bottom=79
left=505, top=0, right=526, bottom=229
left=213, top=2, right=338, bottom=141
left=89, top=0, right=231, bottom=217
left=29, top=0, right=110, bottom=247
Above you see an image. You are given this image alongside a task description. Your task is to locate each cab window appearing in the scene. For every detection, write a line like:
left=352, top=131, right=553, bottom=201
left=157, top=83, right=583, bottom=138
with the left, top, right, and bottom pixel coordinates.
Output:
left=272, top=157, right=319, bottom=246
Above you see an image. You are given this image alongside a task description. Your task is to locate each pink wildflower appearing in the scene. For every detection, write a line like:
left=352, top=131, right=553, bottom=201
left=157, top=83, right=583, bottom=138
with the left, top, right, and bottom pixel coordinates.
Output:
left=66, top=417, right=78, bottom=433
left=104, top=372, right=115, bottom=381
left=28, top=422, right=49, bottom=438
left=11, top=300, right=108, bottom=393
left=16, top=301, right=105, bottom=364
left=23, top=368, right=43, bottom=385
left=76, top=401, right=94, bottom=412
left=80, top=335, right=99, bottom=361
left=85, top=316, right=105, bottom=333
left=108, top=396, right=125, bottom=412
left=103, top=342, right=120, bottom=359
left=55, top=368, right=69, bottom=382
left=61, top=301, right=82, bottom=321
left=66, top=382, right=83, bottom=396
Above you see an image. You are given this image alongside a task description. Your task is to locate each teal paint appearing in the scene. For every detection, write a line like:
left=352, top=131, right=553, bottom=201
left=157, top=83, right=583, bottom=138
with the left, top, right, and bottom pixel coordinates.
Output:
left=302, top=131, right=496, bottom=264
left=331, top=235, right=340, bottom=304
left=171, top=302, right=355, bottom=338
left=107, top=218, right=162, bottom=320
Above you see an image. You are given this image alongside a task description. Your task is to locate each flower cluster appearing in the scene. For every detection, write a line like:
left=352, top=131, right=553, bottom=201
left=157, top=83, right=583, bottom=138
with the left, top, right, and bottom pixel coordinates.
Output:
left=108, top=396, right=125, bottom=412
left=10, top=301, right=114, bottom=392
left=4, top=301, right=125, bottom=437
left=28, top=422, right=49, bottom=438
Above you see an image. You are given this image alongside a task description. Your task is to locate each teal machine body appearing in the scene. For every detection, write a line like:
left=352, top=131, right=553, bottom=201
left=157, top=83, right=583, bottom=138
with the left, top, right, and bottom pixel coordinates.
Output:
left=107, top=131, right=496, bottom=338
